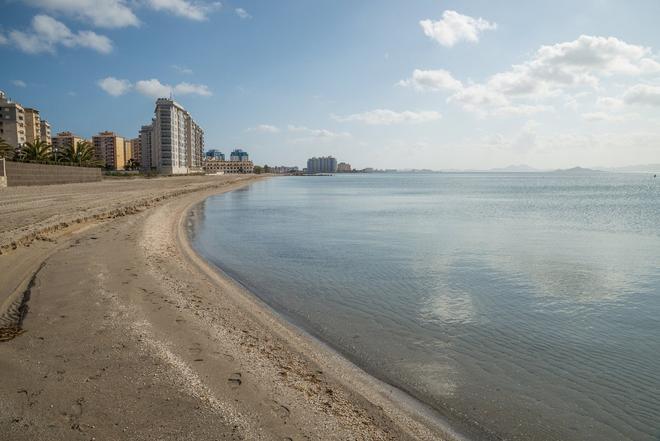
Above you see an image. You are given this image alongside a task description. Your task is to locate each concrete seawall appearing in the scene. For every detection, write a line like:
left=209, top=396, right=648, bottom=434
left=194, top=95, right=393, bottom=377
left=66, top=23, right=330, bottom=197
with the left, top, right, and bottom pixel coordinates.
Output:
left=1, top=160, right=102, bottom=187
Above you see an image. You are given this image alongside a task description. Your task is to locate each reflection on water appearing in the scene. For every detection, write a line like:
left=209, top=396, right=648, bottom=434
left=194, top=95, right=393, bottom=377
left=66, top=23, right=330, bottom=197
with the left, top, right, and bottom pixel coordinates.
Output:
left=192, top=173, right=660, bottom=441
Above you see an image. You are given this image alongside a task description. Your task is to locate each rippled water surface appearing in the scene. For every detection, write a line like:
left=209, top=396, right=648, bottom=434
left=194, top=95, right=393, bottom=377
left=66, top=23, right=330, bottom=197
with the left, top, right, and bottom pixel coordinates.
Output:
left=191, top=173, right=660, bottom=440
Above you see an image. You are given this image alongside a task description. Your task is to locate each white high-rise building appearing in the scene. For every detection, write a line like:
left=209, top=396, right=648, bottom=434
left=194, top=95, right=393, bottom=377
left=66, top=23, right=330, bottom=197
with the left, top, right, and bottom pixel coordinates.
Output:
left=141, top=98, right=204, bottom=174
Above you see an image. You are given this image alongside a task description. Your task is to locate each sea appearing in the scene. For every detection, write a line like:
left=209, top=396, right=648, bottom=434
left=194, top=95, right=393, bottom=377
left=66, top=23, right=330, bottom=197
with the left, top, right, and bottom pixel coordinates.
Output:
left=190, top=172, right=660, bottom=441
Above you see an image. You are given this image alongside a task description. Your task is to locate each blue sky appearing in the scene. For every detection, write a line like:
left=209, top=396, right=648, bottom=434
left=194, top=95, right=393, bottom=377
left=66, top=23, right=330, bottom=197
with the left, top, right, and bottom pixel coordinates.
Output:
left=2, top=0, right=660, bottom=169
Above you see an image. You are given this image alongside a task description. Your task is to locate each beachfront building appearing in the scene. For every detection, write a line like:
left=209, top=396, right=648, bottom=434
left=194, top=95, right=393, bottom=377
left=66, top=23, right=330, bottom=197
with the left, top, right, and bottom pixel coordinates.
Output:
left=139, top=98, right=204, bottom=174
left=24, top=108, right=41, bottom=144
left=52, top=131, right=85, bottom=154
left=203, top=158, right=254, bottom=174
left=139, top=121, right=154, bottom=172
left=0, top=90, right=26, bottom=149
left=40, top=120, right=51, bottom=145
left=337, top=162, right=352, bottom=172
left=307, top=156, right=338, bottom=174
left=205, top=149, right=225, bottom=160
left=93, top=131, right=127, bottom=170
left=230, top=149, right=249, bottom=162
left=129, top=137, right=141, bottom=163
left=271, top=166, right=299, bottom=174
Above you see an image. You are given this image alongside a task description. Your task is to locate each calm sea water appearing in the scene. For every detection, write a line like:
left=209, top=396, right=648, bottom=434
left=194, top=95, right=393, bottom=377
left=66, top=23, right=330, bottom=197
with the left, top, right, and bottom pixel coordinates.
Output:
left=190, top=173, right=660, bottom=441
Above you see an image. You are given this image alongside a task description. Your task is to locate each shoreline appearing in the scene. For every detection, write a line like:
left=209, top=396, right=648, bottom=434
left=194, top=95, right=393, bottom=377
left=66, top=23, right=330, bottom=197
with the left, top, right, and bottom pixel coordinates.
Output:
left=181, top=193, right=468, bottom=441
left=0, top=175, right=456, bottom=440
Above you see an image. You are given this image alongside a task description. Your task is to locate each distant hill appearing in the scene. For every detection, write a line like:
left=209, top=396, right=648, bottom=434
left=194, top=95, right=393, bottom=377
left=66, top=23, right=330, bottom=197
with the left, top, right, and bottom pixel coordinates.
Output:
left=553, top=166, right=604, bottom=174
left=488, top=164, right=542, bottom=172
left=599, top=164, right=660, bottom=173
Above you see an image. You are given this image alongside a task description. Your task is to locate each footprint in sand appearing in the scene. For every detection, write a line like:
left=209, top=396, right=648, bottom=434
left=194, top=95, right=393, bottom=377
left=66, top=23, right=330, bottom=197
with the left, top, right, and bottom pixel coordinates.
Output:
left=228, top=373, right=242, bottom=387
left=267, top=400, right=290, bottom=420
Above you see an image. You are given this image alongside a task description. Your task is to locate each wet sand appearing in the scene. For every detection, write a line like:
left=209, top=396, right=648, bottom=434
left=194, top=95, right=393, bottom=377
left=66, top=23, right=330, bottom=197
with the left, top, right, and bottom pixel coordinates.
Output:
left=0, top=175, right=457, bottom=440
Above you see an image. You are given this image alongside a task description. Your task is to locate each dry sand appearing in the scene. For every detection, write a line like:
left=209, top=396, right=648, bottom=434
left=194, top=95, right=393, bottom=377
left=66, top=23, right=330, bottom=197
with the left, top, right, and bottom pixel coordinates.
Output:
left=0, top=175, right=458, bottom=440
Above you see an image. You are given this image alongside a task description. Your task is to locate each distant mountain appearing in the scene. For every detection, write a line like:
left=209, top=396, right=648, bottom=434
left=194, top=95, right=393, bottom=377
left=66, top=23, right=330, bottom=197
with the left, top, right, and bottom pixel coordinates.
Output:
left=553, top=166, right=604, bottom=174
left=488, top=164, right=542, bottom=172
left=599, top=164, right=660, bottom=173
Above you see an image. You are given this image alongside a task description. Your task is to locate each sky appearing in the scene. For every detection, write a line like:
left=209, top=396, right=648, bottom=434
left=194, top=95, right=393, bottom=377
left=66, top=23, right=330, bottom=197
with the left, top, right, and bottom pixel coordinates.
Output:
left=2, top=0, right=660, bottom=170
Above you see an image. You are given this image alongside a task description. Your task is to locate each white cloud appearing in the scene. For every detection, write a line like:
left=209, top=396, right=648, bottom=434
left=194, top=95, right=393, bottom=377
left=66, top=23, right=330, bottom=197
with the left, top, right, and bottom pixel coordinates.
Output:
left=398, top=69, right=463, bottom=92
left=420, top=10, right=496, bottom=47
left=8, top=15, right=112, bottom=54
left=146, top=0, right=221, bottom=21
left=134, top=78, right=212, bottom=98
left=401, top=35, right=660, bottom=117
left=235, top=8, right=251, bottom=19
left=98, top=76, right=132, bottom=96
left=623, top=84, right=660, bottom=106
left=581, top=112, right=625, bottom=122
left=287, top=125, right=350, bottom=141
left=135, top=79, right=173, bottom=98
left=596, top=96, right=624, bottom=109
left=12, top=80, right=27, bottom=88
left=24, top=0, right=139, bottom=28
left=247, top=124, right=280, bottom=133
left=173, top=82, right=212, bottom=96
left=171, top=64, right=193, bottom=75
left=0, top=34, right=7, bottom=45
left=334, top=109, right=442, bottom=125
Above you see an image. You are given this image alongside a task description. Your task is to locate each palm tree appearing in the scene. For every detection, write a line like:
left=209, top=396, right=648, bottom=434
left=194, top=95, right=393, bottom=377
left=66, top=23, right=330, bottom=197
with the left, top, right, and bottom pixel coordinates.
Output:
left=58, top=140, right=102, bottom=167
left=0, top=137, right=14, bottom=160
left=19, top=139, right=51, bottom=162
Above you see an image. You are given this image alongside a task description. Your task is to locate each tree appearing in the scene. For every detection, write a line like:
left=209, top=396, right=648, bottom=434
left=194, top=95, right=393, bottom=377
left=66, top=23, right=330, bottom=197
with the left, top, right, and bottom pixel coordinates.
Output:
left=57, top=140, right=102, bottom=167
left=253, top=165, right=263, bottom=174
left=125, top=158, right=140, bottom=170
left=263, top=164, right=271, bottom=173
left=19, top=139, right=51, bottom=162
left=0, top=137, right=14, bottom=160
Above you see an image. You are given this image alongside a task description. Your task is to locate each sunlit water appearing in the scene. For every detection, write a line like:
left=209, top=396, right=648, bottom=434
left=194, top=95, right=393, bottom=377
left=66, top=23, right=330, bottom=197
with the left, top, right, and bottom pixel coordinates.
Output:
left=190, top=173, right=660, bottom=440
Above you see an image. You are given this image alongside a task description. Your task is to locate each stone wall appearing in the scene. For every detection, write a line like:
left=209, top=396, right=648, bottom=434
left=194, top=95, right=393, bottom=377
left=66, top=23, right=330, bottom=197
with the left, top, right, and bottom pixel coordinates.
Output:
left=0, top=160, right=6, bottom=188
left=3, top=161, right=102, bottom=187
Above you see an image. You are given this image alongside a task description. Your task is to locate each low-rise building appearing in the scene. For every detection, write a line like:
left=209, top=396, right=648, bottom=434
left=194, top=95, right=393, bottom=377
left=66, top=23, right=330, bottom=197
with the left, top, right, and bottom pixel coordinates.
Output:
left=337, top=162, right=352, bottom=172
left=205, top=149, right=225, bottom=160
left=203, top=159, right=254, bottom=174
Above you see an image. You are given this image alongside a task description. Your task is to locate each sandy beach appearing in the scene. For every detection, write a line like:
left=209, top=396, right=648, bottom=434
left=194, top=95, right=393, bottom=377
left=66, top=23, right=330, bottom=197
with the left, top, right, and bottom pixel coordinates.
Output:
left=0, top=175, right=456, bottom=441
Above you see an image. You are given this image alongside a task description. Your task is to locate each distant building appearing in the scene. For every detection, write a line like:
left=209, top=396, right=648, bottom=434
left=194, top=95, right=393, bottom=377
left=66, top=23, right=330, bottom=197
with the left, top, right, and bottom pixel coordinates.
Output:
left=230, top=149, right=249, bottom=161
left=23, top=108, right=41, bottom=145
left=0, top=90, right=26, bottom=149
left=93, top=131, right=127, bottom=170
left=139, top=98, right=204, bottom=174
left=52, top=131, right=84, bottom=154
left=129, top=137, right=141, bottom=163
left=337, top=162, right=351, bottom=172
left=271, top=166, right=299, bottom=174
left=40, top=120, right=51, bottom=145
left=205, top=149, right=225, bottom=160
left=307, top=156, right=337, bottom=173
left=203, top=158, right=254, bottom=174
left=139, top=121, right=154, bottom=171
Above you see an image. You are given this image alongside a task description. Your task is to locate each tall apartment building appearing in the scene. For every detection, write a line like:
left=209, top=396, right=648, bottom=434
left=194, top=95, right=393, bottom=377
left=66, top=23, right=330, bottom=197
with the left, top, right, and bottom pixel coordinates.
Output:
left=0, top=91, right=26, bottom=149
left=139, top=121, right=154, bottom=171
left=129, top=137, right=141, bottom=163
left=93, top=131, right=127, bottom=170
left=40, top=120, right=51, bottom=144
left=307, top=156, right=338, bottom=173
left=24, top=108, right=41, bottom=144
left=140, top=98, right=204, bottom=174
left=52, top=131, right=84, bottom=154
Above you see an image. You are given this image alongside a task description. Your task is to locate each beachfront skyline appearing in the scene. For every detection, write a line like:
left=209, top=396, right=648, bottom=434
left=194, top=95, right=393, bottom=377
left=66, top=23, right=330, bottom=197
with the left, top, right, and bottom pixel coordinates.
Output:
left=2, top=1, right=660, bottom=170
